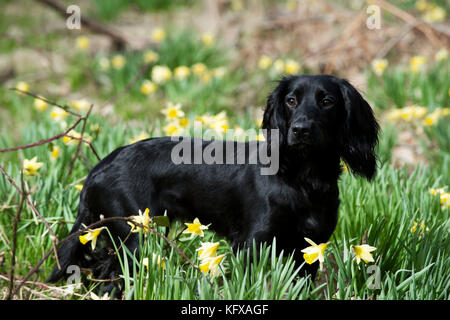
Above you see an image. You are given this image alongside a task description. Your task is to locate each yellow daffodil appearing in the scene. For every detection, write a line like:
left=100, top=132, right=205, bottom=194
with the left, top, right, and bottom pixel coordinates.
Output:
left=143, top=253, right=166, bottom=270
left=15, top=81, right=29, bottom=95
left=179, top=118, right=189, bottom=128
left=440, top=193, right=450, bottom=208
left=199, top=254, right=225, bottom=278
left=301, top=237, right=329, bottom=271
left=352, top=244, right=376, bottom=264
left=195, top=114, right=214, bottom=126
left=201, top=72, right=212, bottom=84
left=341, top=160, right=348, bottom=173
left=34, top=97, right=48, bottom=111
left=415, top=0, right=431, bottom=12
left=182, top=218, right=209, bottom=238
left=74, top=184, right=83, bottom=191
left=371, top=59, right=388, bottom=76
left=231, top=0, right=243, bottom=11
left=387, top=105, right=428, bottom=123
left=98, top=57, right=110, bottom=71
left=163, top=121, right=183, bottom=136
left=423, top=113, right=439, bottom=126
left=90, top=292, right=110, bottom=300
left=273, top=59, right=285, bottom=74
left=196, top=242, right=220, bottom=260
left=386, top=109, right=402, bottom=121
left=174, top=66, right=191, bottom=80
left=50, top=145, right=60, bottom=161
left=151, top=65, right=172, bottom=84
left=151, top=28, right=166, bottom=43
left=410, top=56, right=427, bottom=74
left=429, top=186, right=447, bottom=196
left=144, top=50, right=159, bottom=64
left=207, top=111, right=229, bottom=134
left=411, top=220, right=429, bottom=234
left=129, top=131, right=150, bottom=144
left=161, top=102, right=185, bottom=120
left=90, top=124, right=102, bottom=134
left=201, top=32, right=214, bottom=46
left=128, top=208, right=151, bottom=234
left=63, top=130, right=92, bottom=146
left=422, top=6, right=446, bottom=23
left=435, top=48, right=448, bottom=62
left=140, top=80, right=158, bottom=95
left=211, top=67, right=226, bottom=79
left=50, top=107, right=68, bottom=122
left=256, top=132, right=265, bottom=141
left=192, top=63, right=207, bottom=76
left=284, top=59, right=301, bottom=75
left=76, top=36, right=89, bottom=50
left=71, top=99, right=90, bottom=112
left=111, top=55, right=126, bottom=69
left=23, top=156, right=44, bottom=176
left=258, top=55, right=272, bottom=70
left=286, top=0, right=298, bottom=11
left=79, top=226, right=106, bottom=250
left=422, top=108, right=448, bottom=126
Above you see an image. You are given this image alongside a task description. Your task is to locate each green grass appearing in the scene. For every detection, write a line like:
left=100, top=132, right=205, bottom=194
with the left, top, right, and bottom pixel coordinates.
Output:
left=0, top=95, right=448, bottom=299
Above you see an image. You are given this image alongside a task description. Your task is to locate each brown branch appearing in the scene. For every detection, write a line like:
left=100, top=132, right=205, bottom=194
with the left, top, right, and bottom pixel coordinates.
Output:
left=0, top=93, right=100, bottom=161
left=64, top=134, right=101, bottom=162
left=372, top=0, right=443, bottom=47
left=0, top=117, right=83, bottom=153
left=34, top=0, right=129, bottom=50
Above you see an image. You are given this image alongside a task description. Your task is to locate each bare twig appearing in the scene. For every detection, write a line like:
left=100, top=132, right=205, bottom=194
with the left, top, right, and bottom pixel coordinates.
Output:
left=68, top=104, right=95, bottom=176
left=10, top=88, right=81, bottom=117
left=372, top=0, right=443, bottom=47
left=0, top=164, right=57, bottom=240
left=6, top=171, right=27, bottom=300
left=0, top=117, right=83, bottom=153
left=374, top=23, right=416, bottom=59
left=1, top=92, right=100, bottom=161
left=64, top=134, right=101, bottom=161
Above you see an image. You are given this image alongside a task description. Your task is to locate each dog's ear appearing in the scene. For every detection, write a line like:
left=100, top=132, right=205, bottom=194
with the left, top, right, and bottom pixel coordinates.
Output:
left=262, top=81, right=289, bottom=147
left=338, top=79, right=379, bottom=180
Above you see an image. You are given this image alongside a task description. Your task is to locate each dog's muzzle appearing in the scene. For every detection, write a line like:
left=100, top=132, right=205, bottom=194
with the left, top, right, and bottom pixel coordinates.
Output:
left=287, top=122, right=312, bottom=146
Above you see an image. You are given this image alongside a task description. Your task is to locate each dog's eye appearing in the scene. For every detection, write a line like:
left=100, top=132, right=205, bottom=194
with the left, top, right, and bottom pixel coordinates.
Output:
left=321, top=97, right=335, bottom=107
left=286, top=97, right=297, bottom=108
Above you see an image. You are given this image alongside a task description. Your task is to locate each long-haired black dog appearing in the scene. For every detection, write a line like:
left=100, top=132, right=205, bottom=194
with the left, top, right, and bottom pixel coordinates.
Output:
left=48, top=74, right=379, bottom=294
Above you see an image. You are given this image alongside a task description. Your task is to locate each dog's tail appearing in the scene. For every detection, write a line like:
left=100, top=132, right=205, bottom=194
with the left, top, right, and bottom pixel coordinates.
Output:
left=46, top=195, right=90, bottom=283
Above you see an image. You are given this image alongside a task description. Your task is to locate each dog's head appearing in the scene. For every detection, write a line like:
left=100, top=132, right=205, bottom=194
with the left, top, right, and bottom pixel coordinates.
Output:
left=262, top=74, right=379, bottom=180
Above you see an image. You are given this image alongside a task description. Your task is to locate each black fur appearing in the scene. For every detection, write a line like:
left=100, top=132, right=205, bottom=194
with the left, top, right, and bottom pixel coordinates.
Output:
left=47, top=74, right=379, bottom=295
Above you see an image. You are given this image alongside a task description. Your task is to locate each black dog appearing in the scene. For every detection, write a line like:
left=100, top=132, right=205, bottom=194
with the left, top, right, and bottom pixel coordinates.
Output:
left=48, top=74, right=379, bottom=294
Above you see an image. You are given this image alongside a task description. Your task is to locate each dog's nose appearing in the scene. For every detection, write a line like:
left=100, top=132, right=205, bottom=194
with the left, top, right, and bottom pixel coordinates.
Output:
left=291, top=123, right=311, bottom=137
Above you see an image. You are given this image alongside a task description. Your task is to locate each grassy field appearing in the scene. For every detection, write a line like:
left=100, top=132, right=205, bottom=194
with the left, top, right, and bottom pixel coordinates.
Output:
left=0, top=0, right=449, bottom=300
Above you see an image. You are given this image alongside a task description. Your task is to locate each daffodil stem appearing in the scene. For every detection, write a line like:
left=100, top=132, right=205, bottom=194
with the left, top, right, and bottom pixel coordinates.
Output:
left=146, top=227, right=225, bottom=298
